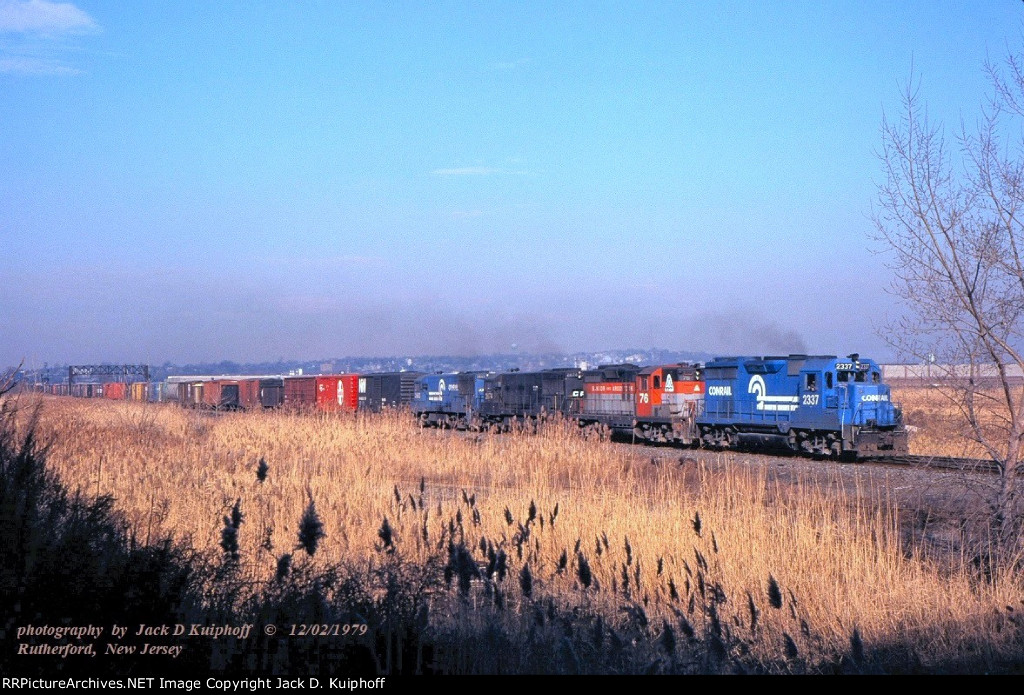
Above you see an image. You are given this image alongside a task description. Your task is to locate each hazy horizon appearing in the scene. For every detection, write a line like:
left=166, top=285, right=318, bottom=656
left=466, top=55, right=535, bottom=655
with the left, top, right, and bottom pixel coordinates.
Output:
left=3, top=2, right=1020, bottom=367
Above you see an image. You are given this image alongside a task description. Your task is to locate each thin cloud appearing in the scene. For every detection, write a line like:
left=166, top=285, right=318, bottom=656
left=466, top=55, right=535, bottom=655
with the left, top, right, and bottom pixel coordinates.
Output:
left=0, top=0, right=98, bottom=34
left=0, top=1, right=98, bottom=75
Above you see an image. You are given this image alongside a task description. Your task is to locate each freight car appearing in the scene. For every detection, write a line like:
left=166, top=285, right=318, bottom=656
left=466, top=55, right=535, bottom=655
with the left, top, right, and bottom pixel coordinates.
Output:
left=201, top=380, right=240, bottom=409
left=358, top=372, right=424, bottom=413
left=103, top=382, right=127, bottom=400
left=237, top=377, right=284, bottom=409
left=283, top=375, right=359, bottom=412
left=697, top=354, right=907, bottom=457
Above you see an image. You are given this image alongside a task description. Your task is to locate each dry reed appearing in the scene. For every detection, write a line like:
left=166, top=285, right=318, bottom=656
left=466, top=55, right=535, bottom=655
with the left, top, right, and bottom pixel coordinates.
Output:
left=16, top=394, right=1024, bottom=672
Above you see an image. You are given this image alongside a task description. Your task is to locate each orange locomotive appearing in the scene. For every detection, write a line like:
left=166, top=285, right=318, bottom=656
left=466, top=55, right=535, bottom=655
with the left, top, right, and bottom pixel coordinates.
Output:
left=632, top=363, right=703, bottom=444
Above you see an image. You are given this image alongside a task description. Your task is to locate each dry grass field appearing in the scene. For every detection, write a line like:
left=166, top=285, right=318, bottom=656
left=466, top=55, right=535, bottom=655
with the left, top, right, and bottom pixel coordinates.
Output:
left=8, top=390, right=1024, bottom=674
left=895, top=385, right=1019, bottom=460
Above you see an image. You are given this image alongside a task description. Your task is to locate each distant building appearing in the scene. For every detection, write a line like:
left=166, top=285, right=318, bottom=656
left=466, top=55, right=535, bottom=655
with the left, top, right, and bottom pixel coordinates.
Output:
left=881, top=363, right=1024, bottom=386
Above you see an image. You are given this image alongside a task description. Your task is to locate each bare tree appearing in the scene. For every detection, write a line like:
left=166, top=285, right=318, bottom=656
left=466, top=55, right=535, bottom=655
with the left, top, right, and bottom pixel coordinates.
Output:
left=0, top=363, right=21, bottom=398
left=874, top=50, right=1024, bottom=556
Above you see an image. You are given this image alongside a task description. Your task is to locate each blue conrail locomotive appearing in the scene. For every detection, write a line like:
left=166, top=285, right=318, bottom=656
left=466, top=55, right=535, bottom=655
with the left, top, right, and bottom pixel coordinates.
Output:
left=410, top=372, right=490, bottom=429
left=697, top=354, right=907, bottom=457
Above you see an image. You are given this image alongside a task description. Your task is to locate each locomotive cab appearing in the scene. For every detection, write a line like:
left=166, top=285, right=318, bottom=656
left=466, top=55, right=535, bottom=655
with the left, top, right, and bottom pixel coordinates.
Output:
left=833, top=357, right=907, bottom=456
left=787, top=356, right=907, bottom=456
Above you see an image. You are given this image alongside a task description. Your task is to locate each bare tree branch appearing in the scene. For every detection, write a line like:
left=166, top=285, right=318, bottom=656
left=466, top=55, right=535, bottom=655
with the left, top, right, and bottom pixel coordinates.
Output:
left=874, top=50, right=1024, bottom=558
left=0, top=362, right=23, bottom=398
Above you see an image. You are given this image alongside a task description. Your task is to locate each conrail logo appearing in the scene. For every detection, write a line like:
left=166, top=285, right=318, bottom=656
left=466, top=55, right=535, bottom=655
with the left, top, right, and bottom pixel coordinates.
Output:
left=861, top=393, right=889, bottom=402
left=749, top=375, right=799, bottom=412
left=427, top=378, right=455, bottom=401
left=707, top=385, right=732, bottom=396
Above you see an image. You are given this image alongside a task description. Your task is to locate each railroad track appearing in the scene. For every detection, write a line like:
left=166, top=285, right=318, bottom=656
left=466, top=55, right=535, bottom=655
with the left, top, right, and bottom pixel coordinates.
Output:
left=180, top=401, right=1007, bottom=475
left=870, top=454, right=1001, bottom=474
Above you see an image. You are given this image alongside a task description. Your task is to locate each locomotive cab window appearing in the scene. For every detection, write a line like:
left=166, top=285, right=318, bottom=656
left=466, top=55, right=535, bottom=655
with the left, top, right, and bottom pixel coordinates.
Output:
left=838, top=371, right=849, bottom=383
left=805, top=373, right=818, bottom=392
left=653, top=375, right=661, bottom=389
left=640, top=377, right=649, bottom=390
left=855, top=371, right=866, bottom=383
left=826, top=372, right=833, bottom=389
left=872, top=371, right=880, bottom=383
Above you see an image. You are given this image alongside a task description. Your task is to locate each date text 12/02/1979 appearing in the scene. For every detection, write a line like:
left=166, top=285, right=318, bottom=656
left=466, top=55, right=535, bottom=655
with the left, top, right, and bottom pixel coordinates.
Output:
left=286, top=623, right=368, bottom=637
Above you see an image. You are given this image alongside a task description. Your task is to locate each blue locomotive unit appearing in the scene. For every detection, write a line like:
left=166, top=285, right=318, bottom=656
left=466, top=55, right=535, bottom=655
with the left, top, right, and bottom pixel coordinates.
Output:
left=697, top=354, right=908, bottom=457
left=411, top=372, right=488, bottom=429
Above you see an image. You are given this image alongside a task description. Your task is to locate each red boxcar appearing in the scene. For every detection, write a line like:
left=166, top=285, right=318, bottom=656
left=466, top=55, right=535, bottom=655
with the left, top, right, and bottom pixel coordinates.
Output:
left=103, top=382, right=127, bottom=400
left=201, top=380, right=223, bottom=409
left=199, top=380, right=240, bottom=409
left=237, top=378, right=284, bottom=408
left=238, top=379, right=261, bottom=409
left=283, top=375, right=358, bottom=412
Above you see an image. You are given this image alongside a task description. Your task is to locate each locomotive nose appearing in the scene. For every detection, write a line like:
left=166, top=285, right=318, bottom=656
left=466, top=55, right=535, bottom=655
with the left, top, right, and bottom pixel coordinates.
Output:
left=849, top=384, right=897, bottom=427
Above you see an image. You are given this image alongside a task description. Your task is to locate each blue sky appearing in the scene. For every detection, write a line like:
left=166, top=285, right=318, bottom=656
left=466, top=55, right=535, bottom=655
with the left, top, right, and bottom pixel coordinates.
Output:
left=1, top=1, right=1021, bottom=366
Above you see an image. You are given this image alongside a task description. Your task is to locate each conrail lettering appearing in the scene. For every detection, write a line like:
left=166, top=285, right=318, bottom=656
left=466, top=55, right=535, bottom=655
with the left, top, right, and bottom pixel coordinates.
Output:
left=707, top=386, right=732, bottom=396
left=860, top=394, right=890, bottom=402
